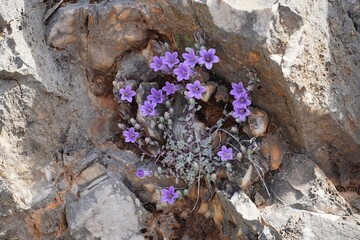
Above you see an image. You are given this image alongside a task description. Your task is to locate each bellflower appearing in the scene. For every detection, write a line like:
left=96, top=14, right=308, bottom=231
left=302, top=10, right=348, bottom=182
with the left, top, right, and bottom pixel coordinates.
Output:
left=182, top=49, right=198, bottom=68
left=198, top=48, right=220, bottom=70
left=233, top=92, right=251, bottom=107
left=186, top=80, right=206, bottom=99
left=161, top=186, right=178, bottom=204
left=173, top=63, right=193, bottom=81
left=162, top=82, right=182, bottom=95
left=140, top=100, right=157, bottom=117
left=230, top=82, right=246, bottom=99
left=123, top=127, right=139, bottom=143
left=232, top=106, right=251, bottom=122
left=119, top=85, right=136, bottom=103
left=136, top=168, right=153, bottom=178
left=163, top=51, right=180, bottom=68
left=147, top=88, right=165, bottom=104
left=150, top=56, right=165, bottom=72
left=217, top=146, right=233, bottom=161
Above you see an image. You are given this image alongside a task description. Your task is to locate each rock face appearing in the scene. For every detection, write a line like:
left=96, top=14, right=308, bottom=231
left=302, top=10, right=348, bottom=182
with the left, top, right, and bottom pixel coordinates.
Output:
left=1, top=0, right=360, bottom=239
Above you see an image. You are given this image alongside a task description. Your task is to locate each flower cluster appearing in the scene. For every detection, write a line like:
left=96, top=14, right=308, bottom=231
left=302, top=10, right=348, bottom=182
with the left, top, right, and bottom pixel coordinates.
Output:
left=230, top=82, right=251, bottom=122
left=114, top=36, right=258, bottom=206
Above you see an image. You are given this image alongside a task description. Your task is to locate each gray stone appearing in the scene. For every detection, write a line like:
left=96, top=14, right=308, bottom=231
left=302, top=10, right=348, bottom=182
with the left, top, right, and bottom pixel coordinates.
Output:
left=66, top=172, right=149, bottom=240
left=270, top=154, right=352, bottom=216
left=261, top=204, right=360, bottom=240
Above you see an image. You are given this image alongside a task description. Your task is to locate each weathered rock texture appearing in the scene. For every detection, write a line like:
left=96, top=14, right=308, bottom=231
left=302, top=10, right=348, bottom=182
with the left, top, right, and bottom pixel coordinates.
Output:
left=1, top=0, right=360, bottom=239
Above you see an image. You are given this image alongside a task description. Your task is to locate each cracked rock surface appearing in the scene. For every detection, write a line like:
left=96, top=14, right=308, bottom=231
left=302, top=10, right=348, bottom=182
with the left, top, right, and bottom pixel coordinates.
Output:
left=1, top=0, right=360, bottom=239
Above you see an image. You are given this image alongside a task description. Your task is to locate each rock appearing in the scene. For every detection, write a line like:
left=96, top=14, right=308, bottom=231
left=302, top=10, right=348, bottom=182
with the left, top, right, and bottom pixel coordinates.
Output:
left=46, top=1, right=148, bottom=71
left=269, top=154, right=352, bottom=216
left=214, top=85, right=230, bottom=103
left=261, top=204, right=360, bottom=240
left=211, top=191, right=281, bottom=239
left=0, top=177, right=17, bottom=216
left=201, top=81, right=218, bottom=102
left=1, top=0, right=360, bottom=238
left=261, top=122, right=286, bottom=170
left=247, top=108, right=269, bottom=137
left=66, top=172, right=149, bottom=240
left=76, top=163, right=106, bottom=186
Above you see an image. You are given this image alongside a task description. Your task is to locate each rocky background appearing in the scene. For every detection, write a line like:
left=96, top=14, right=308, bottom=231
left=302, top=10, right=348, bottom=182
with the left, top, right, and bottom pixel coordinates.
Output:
left=1, top=0, right=360, bottom=239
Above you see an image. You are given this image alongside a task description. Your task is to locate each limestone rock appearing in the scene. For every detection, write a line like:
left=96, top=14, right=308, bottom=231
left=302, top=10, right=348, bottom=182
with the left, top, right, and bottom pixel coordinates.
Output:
left=66, top=172, right=149, bottom=240
left=247, top=108, right=269, bottom=138
left=269, top=154, right=352, bottom=216
left=1, top=0, right=360, bottom=238
left=261, top=204, right=360, bottom=240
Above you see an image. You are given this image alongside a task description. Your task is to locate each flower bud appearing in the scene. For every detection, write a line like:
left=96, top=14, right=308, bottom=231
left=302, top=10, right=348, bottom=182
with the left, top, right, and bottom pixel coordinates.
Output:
left=165, top=100, right=171, bottom=107
left=226, top=163, right=232, bottom=171
left=240, top=145, right=247, bottom=154
left=183, top=189, right=189, bottom=196
left=189, top=98, right=195, bottom=105
left=164, top=112, right=170, bottom=120
left=159, top=117, right=165, bottom=123
left=167, top=119, right=173, bottom=125
left=145, top=137, right=151, bottom=144
left=117, top=123, right=126, bottom=130
left=230, top=126, right=238, bottom=133
left=193, top=162, right=199, bottom=170
left=130, top=118, right=137, bottom=125
left=134, top=123, right=141, bottom=130
left=158, top=123, right=164, bottom=130
left=236, top=152, right=243, bottom=160
left=211, top=173, right=217, bottom=182
left=169, top=108, right=174, bottom=114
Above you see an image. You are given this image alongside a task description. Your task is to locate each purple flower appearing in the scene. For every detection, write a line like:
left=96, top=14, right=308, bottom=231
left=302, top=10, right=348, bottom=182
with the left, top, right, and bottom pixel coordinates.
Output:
left=162, top=82, right=182, bottom=95
left=150, top=56, right=164, bottom=72
left=161, top=186, right=178, bottom=204
left=147, top=88, right=165, bottom=104
left=198, top=48, right=220, bottom=70
left=233, top=92, right=251, bottom=107
left=186, top=80, right=206, bottom=99
left=136, top=168, right=153, bottom=178
left=173, top=63, right=193, bottom=81
left=182, top=49, right=199, bottom=68
left=230, top=82, right=246, bottom=99
left=119, top=85, right=136, bottom=103
left=163, top=52, right=180, bottom=68
left=232, top=106, right=251, bottom=122
left=217, top=146, right=233, bottom=161
left=123, top=127, right=139, bottom=143
left=140, top=100, right=157, bottom=117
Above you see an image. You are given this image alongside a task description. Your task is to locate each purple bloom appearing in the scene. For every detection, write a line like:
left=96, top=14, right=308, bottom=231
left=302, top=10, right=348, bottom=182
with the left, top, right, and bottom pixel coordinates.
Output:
left=173, top=63, right=193, bottom=81
left=186, top=80, right=206, bottom=99
left=163, top=52, right=180, bottom=68
left=162, top=82, right=182, bottom=95
left=161, top=186, right=178, bottom=204
left=123, top=127, right=139, bottom=143
left=119, top=85, right=136, bottom=103
left=233, top=92, right=251, bottom=107
left=150, top=56, right=164, bottom=72
left=232, top=106, right=251, bottom=122
left=136, top=168, right=153, bottom=178
left=198, top=48, right=220, bottom=70
left=230, top=82, right=246, bottom=99
left=182, top=49, right=199, bottom=68
left=140, top=100, right=157, bottom=117
left=147, top=88, right=165, bottom=104
left=217, top=146, right=233, bottom=161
